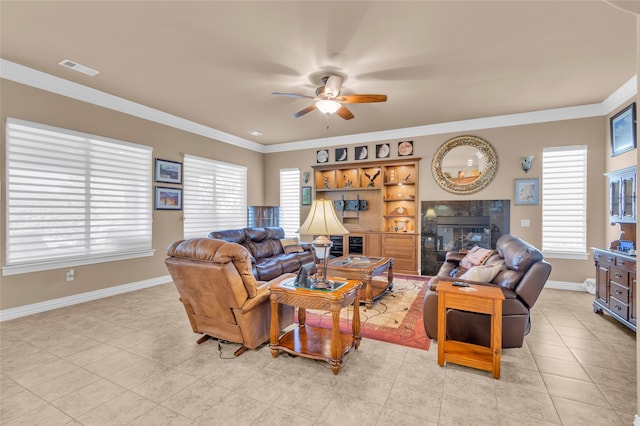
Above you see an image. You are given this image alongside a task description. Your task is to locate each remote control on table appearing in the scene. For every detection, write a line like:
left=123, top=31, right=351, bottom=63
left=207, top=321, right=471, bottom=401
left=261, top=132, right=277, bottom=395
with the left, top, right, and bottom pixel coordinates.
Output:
left=452, top=281, right=469, bottom=287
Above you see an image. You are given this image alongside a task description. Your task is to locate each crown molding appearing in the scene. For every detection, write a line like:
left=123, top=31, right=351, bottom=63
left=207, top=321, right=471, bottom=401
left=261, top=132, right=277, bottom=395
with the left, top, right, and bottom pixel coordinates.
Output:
left=0, top=59, right=265, bottom=153
left=2, top=59, right=636, bottom=154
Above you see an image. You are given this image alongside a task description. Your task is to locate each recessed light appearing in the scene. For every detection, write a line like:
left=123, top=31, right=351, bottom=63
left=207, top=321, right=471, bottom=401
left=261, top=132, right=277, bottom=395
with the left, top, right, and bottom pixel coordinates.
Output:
left=58, top=59, right=100, bottom=76
left=248, top=130, right=262, bottom=136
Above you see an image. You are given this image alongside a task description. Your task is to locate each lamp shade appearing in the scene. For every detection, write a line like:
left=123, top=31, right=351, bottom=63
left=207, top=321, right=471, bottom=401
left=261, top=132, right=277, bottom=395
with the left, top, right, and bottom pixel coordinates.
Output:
left=297, top=199, right=349, bottom=236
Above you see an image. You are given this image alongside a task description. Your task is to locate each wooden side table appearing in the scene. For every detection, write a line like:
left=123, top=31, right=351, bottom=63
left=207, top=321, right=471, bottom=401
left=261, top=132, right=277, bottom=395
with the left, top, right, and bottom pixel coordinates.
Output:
left=437, top=280, right=505, bottom=379
left=269, top=278, right=363, bottom=375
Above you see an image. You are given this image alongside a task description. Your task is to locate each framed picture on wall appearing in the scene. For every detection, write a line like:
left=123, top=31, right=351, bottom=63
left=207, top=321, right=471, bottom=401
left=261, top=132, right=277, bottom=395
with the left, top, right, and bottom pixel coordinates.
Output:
left=301, top=186, right=311, bottom=206
left=155, top=159, right=182, bottom=184
left=514, top=178, right=539, bottom=205
left=155, top=186, right=182, bottom=210
left=610, top=102, right=637, bottom=157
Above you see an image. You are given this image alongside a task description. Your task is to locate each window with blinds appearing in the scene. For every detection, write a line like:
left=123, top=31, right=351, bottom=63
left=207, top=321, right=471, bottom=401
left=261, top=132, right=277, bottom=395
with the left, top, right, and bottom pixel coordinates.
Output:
left=183, top=155, right=247, bottom=239
left=542, top=145, right=588, bottom=259
left=280, top=168, right=300, bottom=237
left=4, top=118, right=153, bottom=275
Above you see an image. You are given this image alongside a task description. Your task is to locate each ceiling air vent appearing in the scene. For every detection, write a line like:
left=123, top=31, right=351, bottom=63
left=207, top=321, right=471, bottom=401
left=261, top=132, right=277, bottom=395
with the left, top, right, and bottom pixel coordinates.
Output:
left=58, top=59, right=99, bottom=76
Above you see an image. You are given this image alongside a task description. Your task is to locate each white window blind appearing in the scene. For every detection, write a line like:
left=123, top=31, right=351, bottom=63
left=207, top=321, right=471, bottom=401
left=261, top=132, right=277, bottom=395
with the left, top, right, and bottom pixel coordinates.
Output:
left=542, top=145, right=588, bottom=258
left=4, top=117, right=153, bottom=275
left=280, top=168, right=300, bottom=237
left=183, top=155, right=247, bottom=239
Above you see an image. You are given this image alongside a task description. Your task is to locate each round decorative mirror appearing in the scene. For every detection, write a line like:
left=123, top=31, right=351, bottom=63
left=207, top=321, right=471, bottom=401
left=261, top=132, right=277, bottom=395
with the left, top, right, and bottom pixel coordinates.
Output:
left=431, top=135, right=497, bottom=194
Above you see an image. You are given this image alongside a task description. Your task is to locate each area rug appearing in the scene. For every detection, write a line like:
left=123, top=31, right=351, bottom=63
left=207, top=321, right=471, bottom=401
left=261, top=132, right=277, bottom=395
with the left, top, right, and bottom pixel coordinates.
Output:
left=299, top=274, right=431, bottom=351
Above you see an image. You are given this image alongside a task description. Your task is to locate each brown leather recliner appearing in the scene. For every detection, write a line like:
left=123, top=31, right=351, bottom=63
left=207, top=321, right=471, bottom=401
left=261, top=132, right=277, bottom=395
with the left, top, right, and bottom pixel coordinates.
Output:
left=423, top=234, right=552, bottom=348
left=165, top=238, right=295, bottom=356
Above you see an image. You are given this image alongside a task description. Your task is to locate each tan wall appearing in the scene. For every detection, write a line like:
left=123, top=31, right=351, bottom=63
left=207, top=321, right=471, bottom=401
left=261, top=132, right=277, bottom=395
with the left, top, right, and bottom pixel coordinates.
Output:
left=1, top=78, right=633, bottom=310
left=265, top=117, right=611, bottom=284
left=0, top=80, right=265, bottom=310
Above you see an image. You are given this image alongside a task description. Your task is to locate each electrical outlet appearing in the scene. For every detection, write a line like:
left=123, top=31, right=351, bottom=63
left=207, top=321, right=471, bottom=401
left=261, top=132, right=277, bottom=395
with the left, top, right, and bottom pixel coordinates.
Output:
left=521, top=219, right=531, bottom=227
left=66, top=269, right=75, bottom=282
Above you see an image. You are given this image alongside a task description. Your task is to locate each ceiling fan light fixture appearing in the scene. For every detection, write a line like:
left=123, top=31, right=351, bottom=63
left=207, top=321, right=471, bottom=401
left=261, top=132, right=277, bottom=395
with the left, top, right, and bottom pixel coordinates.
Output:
left=316, top=99, right=341, bottom=114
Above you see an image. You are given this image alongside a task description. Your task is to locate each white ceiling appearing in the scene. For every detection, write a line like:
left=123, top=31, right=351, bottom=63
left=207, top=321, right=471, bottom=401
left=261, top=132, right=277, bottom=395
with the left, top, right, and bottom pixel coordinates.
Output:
left=1, top=1, right=638, bottom=149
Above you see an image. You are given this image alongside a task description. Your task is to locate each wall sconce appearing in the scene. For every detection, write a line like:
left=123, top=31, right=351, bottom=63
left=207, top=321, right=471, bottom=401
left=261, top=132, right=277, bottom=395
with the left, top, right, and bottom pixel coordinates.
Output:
left=302, top=172, right=309, bottom=183
left=521, top=156, right=533, bottom=173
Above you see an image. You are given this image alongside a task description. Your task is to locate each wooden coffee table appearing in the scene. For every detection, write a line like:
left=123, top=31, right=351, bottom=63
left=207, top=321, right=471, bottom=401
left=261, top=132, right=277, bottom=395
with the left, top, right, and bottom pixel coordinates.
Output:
left=269, top=277, right=363, bottom=375
left=437, top=280, right=505, bottom=378
left=326, top=256, right=393, bottom=309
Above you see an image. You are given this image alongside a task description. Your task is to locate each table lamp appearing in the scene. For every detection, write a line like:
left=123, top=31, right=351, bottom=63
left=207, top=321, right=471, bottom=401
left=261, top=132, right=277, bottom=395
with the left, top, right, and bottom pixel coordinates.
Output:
left=297, top=199, right=349, bottom=289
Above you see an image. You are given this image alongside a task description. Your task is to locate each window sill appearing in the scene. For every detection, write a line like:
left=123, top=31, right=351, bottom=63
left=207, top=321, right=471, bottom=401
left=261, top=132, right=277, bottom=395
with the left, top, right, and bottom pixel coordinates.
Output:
left=2, top=250, right=155, bottom=276
left=542, top=251, right=589, bottom=261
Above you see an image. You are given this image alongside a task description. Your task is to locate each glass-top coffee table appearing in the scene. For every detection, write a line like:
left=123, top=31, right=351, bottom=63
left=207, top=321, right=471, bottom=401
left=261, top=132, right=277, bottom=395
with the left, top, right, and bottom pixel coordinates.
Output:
left=326, top=256, right=393, bottom=309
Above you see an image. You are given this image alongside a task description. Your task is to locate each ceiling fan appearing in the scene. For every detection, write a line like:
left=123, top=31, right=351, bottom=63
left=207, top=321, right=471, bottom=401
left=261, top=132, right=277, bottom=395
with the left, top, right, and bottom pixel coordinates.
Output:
left=272, top=74, right=387, bottom=120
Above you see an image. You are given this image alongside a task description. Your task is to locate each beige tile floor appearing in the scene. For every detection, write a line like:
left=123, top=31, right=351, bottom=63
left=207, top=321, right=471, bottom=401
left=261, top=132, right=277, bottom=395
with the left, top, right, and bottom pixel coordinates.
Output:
left=0, top=283, right=636, bottom=425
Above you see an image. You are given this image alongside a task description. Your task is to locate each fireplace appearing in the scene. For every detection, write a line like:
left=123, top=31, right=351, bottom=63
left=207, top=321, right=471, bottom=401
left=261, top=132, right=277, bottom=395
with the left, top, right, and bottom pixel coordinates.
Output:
left=421, top=200, right=510, bottom=275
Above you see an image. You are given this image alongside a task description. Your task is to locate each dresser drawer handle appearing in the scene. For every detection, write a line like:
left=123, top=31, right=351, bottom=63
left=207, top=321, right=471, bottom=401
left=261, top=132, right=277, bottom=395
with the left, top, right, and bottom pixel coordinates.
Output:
left=615, top=273, right=623, bottom=279
left=619, top=260, right=626, bottom=266
left=615, top=288, right=623, bottom=295
left=615, top=304, right=622, bottom=311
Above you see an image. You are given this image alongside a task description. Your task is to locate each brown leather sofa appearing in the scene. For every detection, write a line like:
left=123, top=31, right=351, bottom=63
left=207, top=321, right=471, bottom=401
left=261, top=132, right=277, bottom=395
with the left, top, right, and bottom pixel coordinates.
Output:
left=209, top=226, right=316, bottom=281
left=165, top=238, right=295, bottom=355
left=423, top=234, right=552, bottom=348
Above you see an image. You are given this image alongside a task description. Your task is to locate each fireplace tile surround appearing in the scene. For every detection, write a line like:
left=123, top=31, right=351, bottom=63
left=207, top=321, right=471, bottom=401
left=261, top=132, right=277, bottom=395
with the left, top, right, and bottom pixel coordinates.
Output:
left=421, top=200, right=510, bottom=275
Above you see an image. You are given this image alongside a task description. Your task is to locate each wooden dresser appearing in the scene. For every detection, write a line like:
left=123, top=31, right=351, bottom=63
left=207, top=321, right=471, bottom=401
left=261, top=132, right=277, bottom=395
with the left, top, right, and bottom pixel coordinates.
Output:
left=592, top=248, right=636, bottom=331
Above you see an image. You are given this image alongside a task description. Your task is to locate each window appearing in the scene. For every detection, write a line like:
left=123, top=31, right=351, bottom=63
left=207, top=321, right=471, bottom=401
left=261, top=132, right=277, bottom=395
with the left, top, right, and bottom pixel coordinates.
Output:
left=4, top=118, right=153, bottom=275
left=279, top=168, right=300, bottom=237
left=183, top=154, right=247, bottom=239
left=542, top=145, right=588, bottom=259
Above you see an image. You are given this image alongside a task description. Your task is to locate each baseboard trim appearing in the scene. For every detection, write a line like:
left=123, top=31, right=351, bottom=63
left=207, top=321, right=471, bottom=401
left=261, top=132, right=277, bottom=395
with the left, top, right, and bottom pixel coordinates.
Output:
left=0, top=277, right=591, bottom=322
left=0, top=275, right=172, bottom=322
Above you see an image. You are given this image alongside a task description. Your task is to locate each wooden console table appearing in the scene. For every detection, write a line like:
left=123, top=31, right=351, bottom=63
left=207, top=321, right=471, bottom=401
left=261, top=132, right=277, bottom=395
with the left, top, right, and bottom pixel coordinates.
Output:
left=437, top=280, right=505, bottom=378
left=269, top=278, right=362, bottom=375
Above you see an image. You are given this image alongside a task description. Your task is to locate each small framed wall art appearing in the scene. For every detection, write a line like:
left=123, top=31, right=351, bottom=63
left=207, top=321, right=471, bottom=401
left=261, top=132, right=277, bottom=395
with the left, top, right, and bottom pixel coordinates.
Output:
left=155, top=159, right=182, bottom=184
left=155, top=186, right=183, bottom=210
left=335, top=147, right=348, bottom=162
left=398, top=140, right=413, bottom=156
left=610, top=102, right=637, bottom=157
left=376, top=143, right=390, bottom=158
left=316, top=149, right=329, bottom=163
left=301, top=186, right=311, bottom=206
left=355, top=146, right=368, bottom=160
left=514, top=178, right=539, bottom=205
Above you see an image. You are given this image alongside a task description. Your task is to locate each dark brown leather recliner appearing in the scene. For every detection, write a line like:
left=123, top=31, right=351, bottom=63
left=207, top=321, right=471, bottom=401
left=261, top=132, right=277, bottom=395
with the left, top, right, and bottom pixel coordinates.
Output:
left=423, top=234, right=552, bottom=348
left=165, top=238, right=295, bottom=356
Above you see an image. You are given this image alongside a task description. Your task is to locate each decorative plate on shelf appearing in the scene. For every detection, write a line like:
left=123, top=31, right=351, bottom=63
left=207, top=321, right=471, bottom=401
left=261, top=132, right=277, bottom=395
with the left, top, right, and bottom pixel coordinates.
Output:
left=316, top=149, right=329, bottom=163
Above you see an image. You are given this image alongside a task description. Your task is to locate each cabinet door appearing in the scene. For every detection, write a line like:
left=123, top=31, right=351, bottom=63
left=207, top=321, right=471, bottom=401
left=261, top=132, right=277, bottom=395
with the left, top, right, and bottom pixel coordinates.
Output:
left=609, top=178, right=621, bottom=221
left=621, top=173, right=636, bottom=222
left=595, top=263, right=609, bottom=307
left=631, top=271, right=636, bottom=326
left=365, top=233, right=382, bottom=257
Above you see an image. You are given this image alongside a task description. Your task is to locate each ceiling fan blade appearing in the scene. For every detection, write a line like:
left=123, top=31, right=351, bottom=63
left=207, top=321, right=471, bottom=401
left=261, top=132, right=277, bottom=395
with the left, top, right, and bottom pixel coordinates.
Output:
left=272, top=92, right=315, bottom=100
left=337, top=94, right=387, bottom=103
left=324, top=75, right=344, bottom=98
left=336, top=105, right=354, bottom=120
left=292, top=104, right=317, bottom=118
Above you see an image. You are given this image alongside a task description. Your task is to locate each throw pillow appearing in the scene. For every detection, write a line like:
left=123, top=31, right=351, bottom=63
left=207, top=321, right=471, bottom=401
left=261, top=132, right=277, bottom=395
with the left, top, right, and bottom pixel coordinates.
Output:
left=460, top=246, right=494, bottom=270
left=280, top=238, right=304, bottom=254
left=460, top=263, right=503, bottom=283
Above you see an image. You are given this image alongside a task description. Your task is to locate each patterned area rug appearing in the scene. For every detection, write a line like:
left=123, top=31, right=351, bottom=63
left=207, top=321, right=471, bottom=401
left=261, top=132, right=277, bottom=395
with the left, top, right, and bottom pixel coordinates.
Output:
left=299, top=274, right=431, bottom=351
